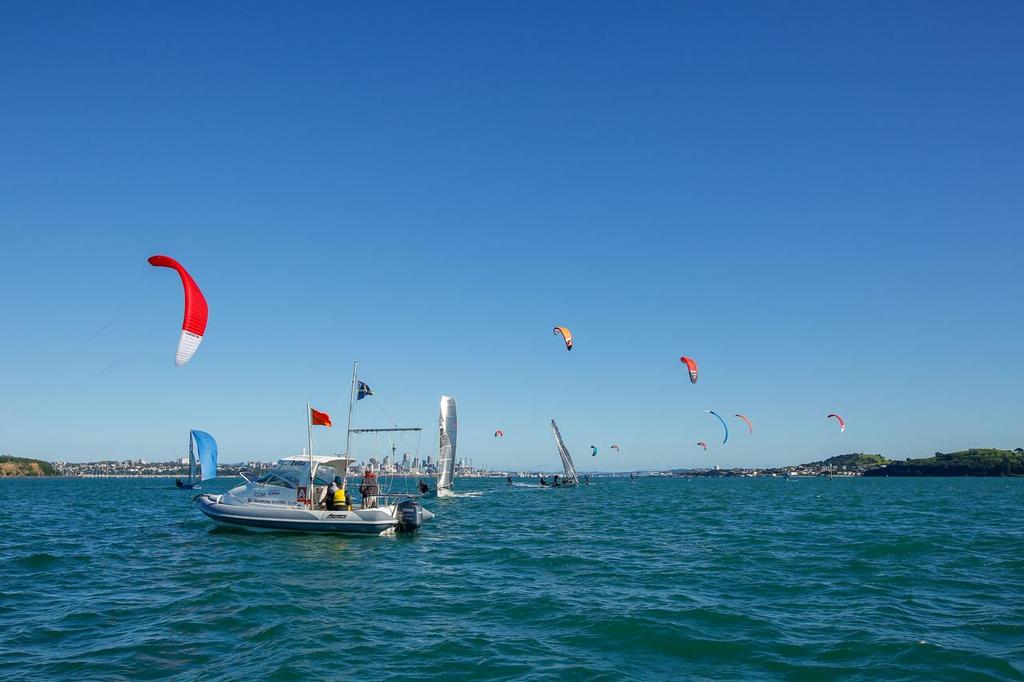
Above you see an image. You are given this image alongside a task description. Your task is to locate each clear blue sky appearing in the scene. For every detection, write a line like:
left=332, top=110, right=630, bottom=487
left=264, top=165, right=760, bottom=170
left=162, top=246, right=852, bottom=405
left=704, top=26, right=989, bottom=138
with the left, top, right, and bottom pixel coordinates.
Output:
left=2, top=1, right=1021, bottom=470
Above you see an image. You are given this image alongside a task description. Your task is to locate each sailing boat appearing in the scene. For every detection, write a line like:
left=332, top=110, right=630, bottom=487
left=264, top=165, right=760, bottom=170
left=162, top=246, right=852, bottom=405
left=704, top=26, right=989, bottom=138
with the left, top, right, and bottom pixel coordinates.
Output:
left=175, top=430, right=218, bottom=489
left=435, top=395, right=457, bottom=497
left=549, top=420, right=579, bottom=487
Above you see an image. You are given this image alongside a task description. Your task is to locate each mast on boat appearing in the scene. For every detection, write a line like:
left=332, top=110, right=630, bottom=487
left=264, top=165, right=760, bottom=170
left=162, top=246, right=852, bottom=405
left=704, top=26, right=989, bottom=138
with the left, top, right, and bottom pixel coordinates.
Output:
left=344, top=361, right=358, bottom=477
left=342, top=361, right=421, bottom=488
left=187, top=431, right=195, bottom=486
left=306, top=402, right=314, bottom=509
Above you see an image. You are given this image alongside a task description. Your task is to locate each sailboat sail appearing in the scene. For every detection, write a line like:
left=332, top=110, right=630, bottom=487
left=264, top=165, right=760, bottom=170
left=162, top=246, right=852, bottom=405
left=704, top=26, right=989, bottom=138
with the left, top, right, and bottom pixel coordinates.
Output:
left=550, top=420, right=579, bottom=484
left=437, top=396, right=457, bottom=491
left=191, top=430, right=218, bottom=482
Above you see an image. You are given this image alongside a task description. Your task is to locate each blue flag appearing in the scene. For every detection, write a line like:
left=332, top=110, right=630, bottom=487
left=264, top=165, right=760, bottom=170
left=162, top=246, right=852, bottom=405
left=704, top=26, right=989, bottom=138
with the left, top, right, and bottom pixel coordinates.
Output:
left=357, top=381, right=373, bottom=400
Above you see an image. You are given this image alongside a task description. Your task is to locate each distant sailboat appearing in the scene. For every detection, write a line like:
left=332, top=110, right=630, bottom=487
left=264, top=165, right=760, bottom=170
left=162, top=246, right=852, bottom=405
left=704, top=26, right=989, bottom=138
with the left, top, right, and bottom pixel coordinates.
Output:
left=436, top=395, right=457, bottom=497
left=176, top=430, right=217, bottom=489
left=549, top=420, right=579, bottom=487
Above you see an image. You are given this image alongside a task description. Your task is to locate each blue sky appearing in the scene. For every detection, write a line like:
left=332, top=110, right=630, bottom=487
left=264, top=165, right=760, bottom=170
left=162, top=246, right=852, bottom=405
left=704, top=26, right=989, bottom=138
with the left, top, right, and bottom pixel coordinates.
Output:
left=1, top=1, right=1022, bottom=470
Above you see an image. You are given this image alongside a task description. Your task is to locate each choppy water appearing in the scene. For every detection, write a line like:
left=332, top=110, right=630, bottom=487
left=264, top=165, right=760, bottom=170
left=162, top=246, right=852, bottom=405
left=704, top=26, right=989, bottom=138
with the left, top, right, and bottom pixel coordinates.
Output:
left=1, top=476, right=1023, bottom=680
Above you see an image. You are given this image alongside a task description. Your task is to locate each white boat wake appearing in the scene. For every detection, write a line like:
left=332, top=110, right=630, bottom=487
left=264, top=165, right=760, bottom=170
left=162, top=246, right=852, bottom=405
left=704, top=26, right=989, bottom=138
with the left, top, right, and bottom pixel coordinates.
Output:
left=438, top=489, right=484, bottom=498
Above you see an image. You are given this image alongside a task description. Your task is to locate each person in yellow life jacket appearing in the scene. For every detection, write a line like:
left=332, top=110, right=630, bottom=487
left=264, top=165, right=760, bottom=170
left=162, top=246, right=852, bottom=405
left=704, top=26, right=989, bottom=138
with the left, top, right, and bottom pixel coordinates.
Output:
left=331, top=477, right=351, bottom=511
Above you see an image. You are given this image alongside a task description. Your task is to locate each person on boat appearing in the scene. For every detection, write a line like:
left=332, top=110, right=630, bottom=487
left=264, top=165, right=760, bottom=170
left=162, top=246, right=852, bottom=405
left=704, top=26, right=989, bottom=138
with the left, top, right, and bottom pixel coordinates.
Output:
left=553, top=474, right=561, bottom=487
left=584, top=475, right=590, bottom=485
left=325, top=477, right=339, bottom=510
left=332, top=478, right=351, bottom=511
left=539, top=476, right=547, bottom=486
left=359, top=469, right=379, bottom=508
left=506, top=474, right=512, bottom=486
left=417, top=480, right=429, bottom=494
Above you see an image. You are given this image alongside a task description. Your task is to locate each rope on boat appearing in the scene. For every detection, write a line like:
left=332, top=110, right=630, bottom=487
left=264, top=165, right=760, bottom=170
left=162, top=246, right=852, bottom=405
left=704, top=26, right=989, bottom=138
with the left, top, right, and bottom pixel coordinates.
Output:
left=178, top=494, right=200, bottom=527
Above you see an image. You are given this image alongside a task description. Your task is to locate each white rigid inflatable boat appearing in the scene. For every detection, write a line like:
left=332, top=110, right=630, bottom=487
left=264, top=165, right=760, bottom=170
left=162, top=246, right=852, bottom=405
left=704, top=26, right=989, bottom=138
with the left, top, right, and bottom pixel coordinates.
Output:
left=196, top=455, right=434, bottom=535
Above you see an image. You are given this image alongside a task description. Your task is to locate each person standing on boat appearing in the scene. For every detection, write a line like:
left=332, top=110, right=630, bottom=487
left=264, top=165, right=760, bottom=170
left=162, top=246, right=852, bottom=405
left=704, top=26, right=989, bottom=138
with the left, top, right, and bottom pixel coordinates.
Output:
left=506, top=474, right=512, bottom=486
left=359, top=469, right=379, bottom=508
left=417, top=480, right=429, bottom=494
left=325, top=477, right=339, bottom=510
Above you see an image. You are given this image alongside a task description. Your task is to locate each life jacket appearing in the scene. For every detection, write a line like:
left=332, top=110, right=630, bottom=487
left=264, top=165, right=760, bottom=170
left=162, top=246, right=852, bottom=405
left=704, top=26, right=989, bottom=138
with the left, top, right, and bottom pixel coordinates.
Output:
left=333, top=489, right=349, bottom=508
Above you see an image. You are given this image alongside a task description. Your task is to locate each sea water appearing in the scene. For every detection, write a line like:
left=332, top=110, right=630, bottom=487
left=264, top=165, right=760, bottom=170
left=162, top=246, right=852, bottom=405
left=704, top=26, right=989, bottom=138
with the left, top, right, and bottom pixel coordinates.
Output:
left=1, top=476, right=1022, bottom=680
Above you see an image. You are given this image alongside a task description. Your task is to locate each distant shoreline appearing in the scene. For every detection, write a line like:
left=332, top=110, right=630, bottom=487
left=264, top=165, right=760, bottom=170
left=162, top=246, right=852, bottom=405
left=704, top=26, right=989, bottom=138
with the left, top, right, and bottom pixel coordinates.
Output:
left=5, top=448, right=1022, bottom=478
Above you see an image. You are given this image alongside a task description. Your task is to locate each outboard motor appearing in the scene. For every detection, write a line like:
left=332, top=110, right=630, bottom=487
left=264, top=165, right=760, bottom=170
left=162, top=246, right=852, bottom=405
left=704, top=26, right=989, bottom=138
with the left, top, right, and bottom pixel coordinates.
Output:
left=396, top=499, right=423, bottom=533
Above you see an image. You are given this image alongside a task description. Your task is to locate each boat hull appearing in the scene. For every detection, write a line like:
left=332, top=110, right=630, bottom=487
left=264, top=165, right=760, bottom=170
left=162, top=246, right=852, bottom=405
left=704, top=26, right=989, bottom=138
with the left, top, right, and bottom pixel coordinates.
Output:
left=196, top=494, right=409, bottom=535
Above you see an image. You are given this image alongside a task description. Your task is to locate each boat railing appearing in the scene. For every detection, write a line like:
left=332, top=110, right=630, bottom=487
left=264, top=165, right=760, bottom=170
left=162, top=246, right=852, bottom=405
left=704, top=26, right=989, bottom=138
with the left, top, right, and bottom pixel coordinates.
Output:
left=362, top=491, right=421, bottom=505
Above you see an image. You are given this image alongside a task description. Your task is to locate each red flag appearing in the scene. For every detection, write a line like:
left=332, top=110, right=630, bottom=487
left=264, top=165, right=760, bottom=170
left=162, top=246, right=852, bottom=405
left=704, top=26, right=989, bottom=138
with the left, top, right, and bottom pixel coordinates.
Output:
left=310, top=407, right=332, bottom=427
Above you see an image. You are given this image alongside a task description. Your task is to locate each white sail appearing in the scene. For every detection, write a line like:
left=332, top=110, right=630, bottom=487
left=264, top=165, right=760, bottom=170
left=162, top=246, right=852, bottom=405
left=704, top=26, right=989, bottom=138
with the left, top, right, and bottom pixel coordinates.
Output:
left=550, top=420, right=579, bottom=484
left=437, top=395, right=457, bottom=492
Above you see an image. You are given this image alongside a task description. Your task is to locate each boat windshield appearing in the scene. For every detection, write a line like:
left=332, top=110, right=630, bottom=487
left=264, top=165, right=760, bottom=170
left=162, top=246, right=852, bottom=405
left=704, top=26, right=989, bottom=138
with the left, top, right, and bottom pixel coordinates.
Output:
left=253, top=462, right=339, bottom=489
left=255, top=466, right=302, bottom=489
left=313, top=465, right=338, bottom=485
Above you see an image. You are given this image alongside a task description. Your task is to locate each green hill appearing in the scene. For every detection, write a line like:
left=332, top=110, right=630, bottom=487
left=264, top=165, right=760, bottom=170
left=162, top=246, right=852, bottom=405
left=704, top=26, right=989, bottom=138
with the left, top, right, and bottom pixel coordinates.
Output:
left=862, top=448, right=1024, bottom=477
left=802, top=453, right=889, bottom=471
left=0, top=455, right=58, bottom=477
left=824, top=453, right=888, bottom=468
